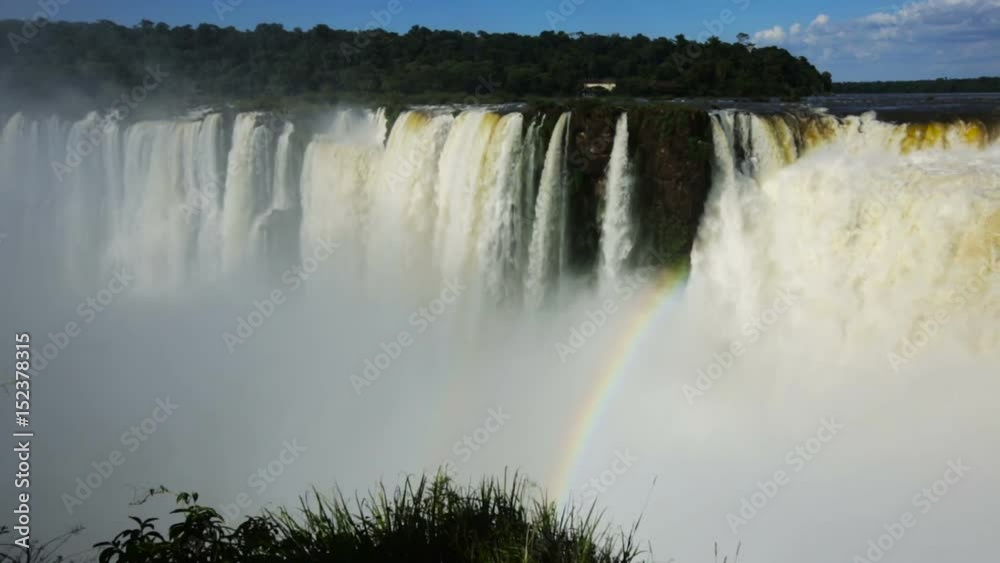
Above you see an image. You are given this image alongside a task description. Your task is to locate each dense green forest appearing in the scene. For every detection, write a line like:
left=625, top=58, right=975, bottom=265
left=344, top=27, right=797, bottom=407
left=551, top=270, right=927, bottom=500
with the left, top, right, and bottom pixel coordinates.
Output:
left=0, top=19, right=832, bottom=109
left=835, top=76, right=1000, bottom=93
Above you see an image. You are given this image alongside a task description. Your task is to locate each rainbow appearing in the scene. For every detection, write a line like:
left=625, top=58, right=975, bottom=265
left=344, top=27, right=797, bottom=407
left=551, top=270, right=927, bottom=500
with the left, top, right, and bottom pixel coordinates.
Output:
left=552, top=266, right=689, bottom=500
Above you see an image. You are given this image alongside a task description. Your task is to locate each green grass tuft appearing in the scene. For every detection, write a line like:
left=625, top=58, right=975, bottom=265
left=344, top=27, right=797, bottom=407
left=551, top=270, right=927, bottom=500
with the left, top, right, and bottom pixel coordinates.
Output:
left=79, top=472, right=645, bottom=563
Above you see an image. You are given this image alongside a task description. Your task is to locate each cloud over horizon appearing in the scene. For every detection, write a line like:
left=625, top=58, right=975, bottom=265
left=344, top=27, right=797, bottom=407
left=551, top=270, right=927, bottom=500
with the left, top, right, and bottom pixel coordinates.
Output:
left=751, top=0, right=1000, bottom=81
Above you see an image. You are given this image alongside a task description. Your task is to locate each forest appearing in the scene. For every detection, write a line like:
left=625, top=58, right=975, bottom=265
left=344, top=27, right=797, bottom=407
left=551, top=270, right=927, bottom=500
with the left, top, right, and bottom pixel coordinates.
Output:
left=0, top=19, right=833, bottom=109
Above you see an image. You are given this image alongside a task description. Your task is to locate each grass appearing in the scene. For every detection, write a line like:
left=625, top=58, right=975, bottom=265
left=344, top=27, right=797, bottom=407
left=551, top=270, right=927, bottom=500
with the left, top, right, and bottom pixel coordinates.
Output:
left=2, top=472, right=647, bottom=563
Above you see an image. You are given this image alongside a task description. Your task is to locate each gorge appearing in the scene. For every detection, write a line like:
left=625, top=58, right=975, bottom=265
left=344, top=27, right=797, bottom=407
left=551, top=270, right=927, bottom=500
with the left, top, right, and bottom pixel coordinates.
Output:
left=1, top=100, right=998, bottom=563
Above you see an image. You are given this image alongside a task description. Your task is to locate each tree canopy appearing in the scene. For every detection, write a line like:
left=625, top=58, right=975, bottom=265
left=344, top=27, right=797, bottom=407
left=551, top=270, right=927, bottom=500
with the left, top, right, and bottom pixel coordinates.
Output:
left=0, top=19, right=833, bottom=108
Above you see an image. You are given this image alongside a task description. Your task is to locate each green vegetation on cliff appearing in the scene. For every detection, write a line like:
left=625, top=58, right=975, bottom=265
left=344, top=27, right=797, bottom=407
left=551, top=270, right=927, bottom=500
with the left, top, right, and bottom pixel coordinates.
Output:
left=0, top=19, right=831, bottom=109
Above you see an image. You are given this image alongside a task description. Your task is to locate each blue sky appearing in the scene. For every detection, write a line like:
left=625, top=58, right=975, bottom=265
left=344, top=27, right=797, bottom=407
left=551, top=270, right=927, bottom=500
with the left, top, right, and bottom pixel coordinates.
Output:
left=2, top=0, right=999, bottom=81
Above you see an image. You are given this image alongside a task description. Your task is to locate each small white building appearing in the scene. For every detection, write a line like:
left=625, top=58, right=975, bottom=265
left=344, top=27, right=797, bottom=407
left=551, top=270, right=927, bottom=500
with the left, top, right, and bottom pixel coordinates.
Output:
left=582, top=80, right=616, bottom=92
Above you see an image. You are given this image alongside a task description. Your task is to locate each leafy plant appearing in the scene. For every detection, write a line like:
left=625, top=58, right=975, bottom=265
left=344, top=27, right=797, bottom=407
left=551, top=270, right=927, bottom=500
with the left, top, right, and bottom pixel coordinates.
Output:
left=91, top=472, right=645, bottom=563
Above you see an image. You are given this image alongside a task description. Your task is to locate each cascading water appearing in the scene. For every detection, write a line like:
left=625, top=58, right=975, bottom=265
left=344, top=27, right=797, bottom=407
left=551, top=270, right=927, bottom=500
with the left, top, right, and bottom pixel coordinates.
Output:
left=191, top=113, right=226, bottom=282
left=475, top=113, right=528, bottom=303
left=525, top=112, right=571, bottom=307
left=271, top=123, right=298, bottom=211
left=600, top=113, right=636, bottom=284
left=431, top=111, right=502, bottom=283
left=64, top=112, right=111, bottom=288
left=1, top=107, right=602, bottom=303
left=520, top=117, right=544, bottom=265
left=691, top=110, right=1000, bottom=355
left=296, top=106, right=389, bottom=265
left=4, top=105, right=996, bottom=326
left=366, top=110, right=453, bottom=279
left=222, top=113, right=278, bottom=271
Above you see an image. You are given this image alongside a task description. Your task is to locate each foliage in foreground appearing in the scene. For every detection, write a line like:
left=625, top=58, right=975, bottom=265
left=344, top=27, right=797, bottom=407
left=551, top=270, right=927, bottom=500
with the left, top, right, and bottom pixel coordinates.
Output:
left=88, top=473, right=643, bottom=563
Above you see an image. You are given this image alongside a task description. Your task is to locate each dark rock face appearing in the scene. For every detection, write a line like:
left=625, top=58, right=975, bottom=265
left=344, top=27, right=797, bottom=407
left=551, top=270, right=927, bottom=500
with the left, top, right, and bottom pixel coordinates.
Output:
left=529, top=102, right=714, bottom=277
left=564, top=107, right=618, bottom=276
left=628, top=107, right=713, bottom=270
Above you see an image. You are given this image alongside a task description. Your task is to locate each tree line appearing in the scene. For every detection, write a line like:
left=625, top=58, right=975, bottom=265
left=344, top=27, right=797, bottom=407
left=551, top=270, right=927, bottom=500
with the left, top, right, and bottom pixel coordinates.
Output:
left=0, top=19, right=833, bottom=109
left=834, top=76, right=1000, bottom=94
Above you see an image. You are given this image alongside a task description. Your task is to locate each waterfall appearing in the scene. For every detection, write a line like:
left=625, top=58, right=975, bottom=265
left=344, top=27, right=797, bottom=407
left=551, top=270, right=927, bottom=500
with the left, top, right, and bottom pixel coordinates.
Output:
left=367, top=111, right=453, bottom=277
left=476, top=112, right=527, bottom=303
left=248, top=122, right=301, bottom=264
left=1, top=113, right=26, bottom=195
left=3, top=105, right=995, bottom=322
left=115, top=120, right=208, bottom=290
left=101, top=120, right=124, bottom=274
left=4, top=108, right=579, bottom=299
left=192, top=113, right=226, bottom=282
left=5, top=99, right=1000, bottom=563
left=271, top=123, right=298, bottom=212
left=333, top=107, right=387, bottom=145
left=691, top=110, right=1000, bottom=353
left=518, top=117, right=544, bottom=285
left=0, top=114, right=64, bottom=235
left=432, top=111, right=503, bottom=283
left=64, top=112, right=114, bottom=288
left=297, top=108, right=550, bottom=300
left=600, top=113, right=636, bottom=284
left=299, top=135, right=381, bottom=272
left=222, top=113, right=277, bottom=271
left=525, top=112, right=571, bottom=308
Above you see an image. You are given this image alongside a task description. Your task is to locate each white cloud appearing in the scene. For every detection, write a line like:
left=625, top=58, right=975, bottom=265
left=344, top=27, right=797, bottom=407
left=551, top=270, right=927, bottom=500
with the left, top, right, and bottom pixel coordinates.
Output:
left=749, top=0, right=1000, bottom=79
left=860, top=12, right=897, bottom=26
left=754, top=25, right=787, bottom=43
left=810, top=14, right=831, bottom=27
